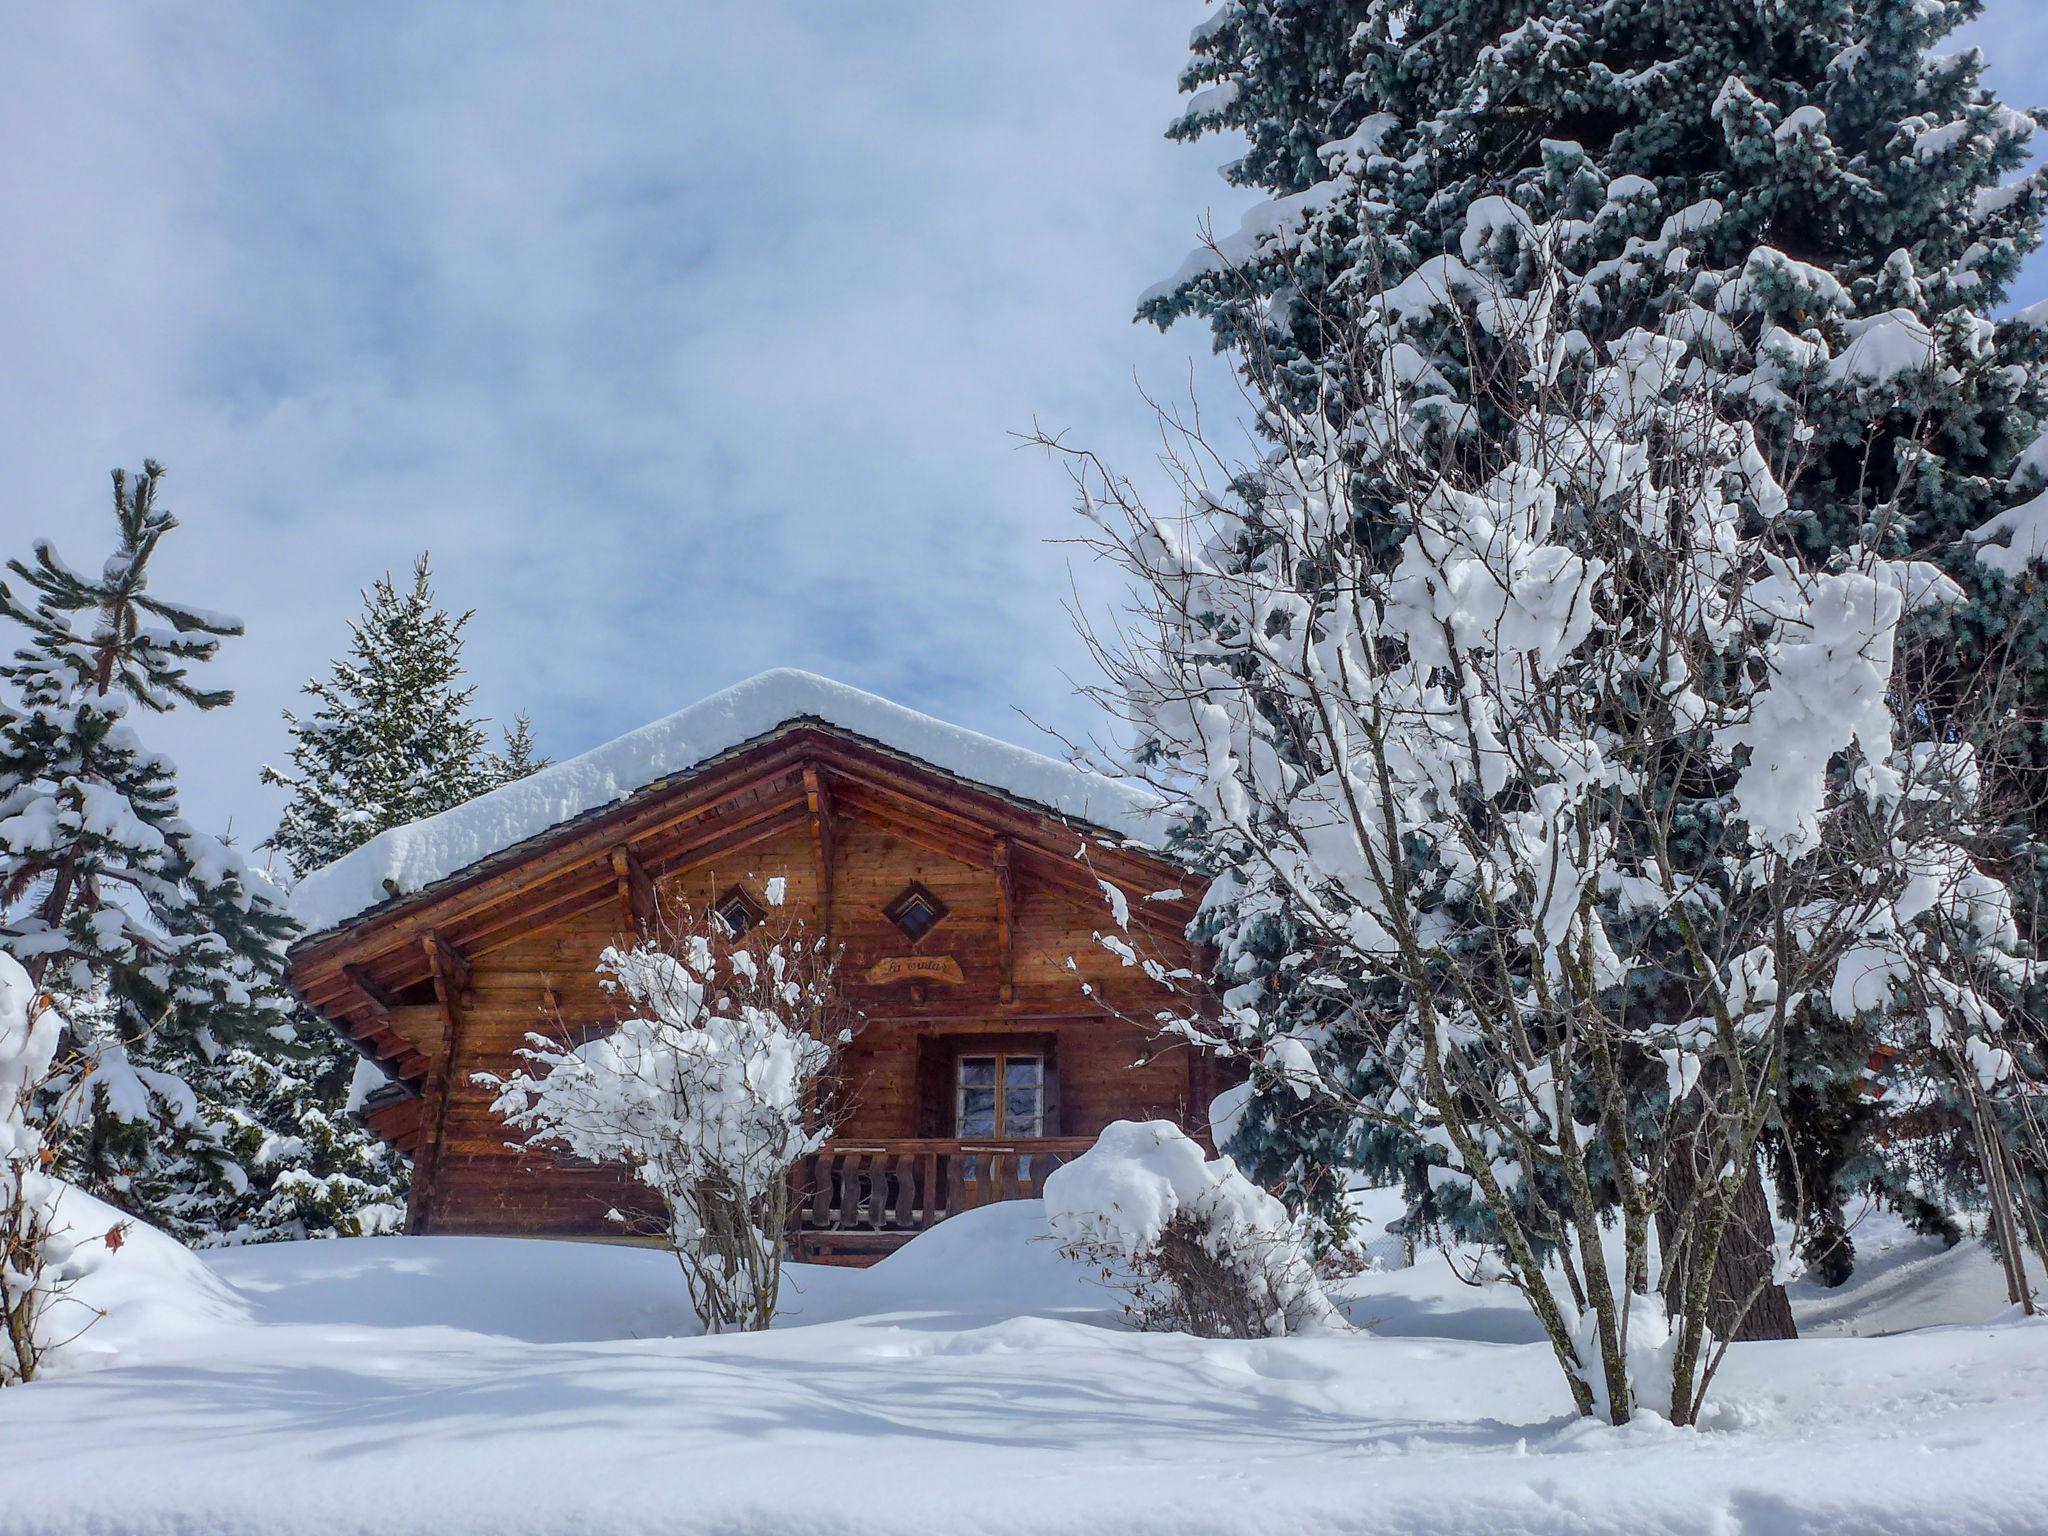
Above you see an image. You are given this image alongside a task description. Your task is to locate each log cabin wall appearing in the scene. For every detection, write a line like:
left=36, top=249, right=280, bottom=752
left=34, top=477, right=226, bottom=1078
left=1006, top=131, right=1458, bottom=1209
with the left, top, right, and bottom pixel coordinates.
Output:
left=287, top=726, right=1211, bottom=1239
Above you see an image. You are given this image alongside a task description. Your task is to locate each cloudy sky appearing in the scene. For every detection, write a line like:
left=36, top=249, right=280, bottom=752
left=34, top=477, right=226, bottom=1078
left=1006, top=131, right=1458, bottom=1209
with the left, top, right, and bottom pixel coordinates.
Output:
left=4, top=3, right=2046, bottom=854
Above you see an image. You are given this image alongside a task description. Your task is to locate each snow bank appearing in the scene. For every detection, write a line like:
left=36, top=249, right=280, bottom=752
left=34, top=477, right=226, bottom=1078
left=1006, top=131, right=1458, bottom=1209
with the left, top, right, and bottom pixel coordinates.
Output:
left=41, top=1185, right=250, bottom=1372
left=289, top=669, right=1165, bottom=937
left=209, top=1231, right=705, bottom=1342
left=3, top=1193, right=2045, bottom=1535
left=1046, top=1120, right=1288, bottom=1254
left=789, top=1199, right=1122, bottom=1327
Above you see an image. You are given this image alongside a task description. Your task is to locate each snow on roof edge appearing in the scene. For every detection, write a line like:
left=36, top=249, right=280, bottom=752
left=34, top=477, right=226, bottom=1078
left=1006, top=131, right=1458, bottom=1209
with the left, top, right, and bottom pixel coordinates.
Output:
left=287, top=668, right=1167, bottom=941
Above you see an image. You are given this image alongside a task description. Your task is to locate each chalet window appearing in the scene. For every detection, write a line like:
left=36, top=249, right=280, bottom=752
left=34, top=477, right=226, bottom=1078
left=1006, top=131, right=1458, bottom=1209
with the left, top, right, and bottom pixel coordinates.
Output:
left=955, top=1052, right=1044, bottom=1139
left=883, top=882, right=948, bottom=944
left=714, top=884, right=765, bottom=938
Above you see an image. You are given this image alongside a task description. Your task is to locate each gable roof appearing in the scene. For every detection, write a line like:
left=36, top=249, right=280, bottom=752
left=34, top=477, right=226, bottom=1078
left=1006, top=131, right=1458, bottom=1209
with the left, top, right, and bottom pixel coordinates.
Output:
left=288, top=668, right=1167, bottom=941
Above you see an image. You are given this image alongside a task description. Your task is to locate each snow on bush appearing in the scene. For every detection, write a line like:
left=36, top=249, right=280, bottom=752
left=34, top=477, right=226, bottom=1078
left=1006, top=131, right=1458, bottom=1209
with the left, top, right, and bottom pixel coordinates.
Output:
left=482, top=885, right=844, bottom=1332
left=1052, top=225, right=2047, bottom=1424
left=1, top=951, right=124, bottom=1385
left=1045, top=1120, right=1333, bottom=1337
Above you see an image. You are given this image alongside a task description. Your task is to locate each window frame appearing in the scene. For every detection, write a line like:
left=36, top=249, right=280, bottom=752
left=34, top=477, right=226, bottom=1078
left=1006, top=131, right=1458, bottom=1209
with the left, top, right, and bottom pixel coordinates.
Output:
left=954, top=1050, right=1045, bottom=1140
left=713, top=884, right=766, bottom=938
left=883, top=881, right=950, bottom=944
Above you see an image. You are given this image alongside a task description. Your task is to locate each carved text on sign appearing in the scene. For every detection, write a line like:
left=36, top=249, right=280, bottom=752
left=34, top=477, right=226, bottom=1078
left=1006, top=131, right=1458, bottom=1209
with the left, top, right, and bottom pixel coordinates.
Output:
left=866, top=955, right=964, bottom=986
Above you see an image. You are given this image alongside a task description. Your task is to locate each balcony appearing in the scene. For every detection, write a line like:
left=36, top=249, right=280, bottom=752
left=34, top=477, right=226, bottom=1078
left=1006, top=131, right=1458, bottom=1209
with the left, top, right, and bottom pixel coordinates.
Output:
left=790, top=1136, right=1097, bottom=1264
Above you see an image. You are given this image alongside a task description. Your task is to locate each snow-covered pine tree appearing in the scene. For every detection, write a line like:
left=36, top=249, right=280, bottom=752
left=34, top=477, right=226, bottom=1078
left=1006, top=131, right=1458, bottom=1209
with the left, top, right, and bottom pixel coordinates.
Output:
left=0, top=462, right=290, bottom=1044
left=261, top=554, right=503, bottom=880
left=256, top=557, right=541, bottom=1239
left=0, top=463, right=404, bottom=1244
left=489, top=711, right=549, bottom=784
left=1143, top=0, right=2048, bottom=1289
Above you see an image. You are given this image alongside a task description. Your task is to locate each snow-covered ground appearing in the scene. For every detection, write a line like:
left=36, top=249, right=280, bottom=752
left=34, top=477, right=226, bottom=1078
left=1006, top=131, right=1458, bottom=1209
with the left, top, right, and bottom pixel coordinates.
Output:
left=3, top=1193, right=2044, bottom=1536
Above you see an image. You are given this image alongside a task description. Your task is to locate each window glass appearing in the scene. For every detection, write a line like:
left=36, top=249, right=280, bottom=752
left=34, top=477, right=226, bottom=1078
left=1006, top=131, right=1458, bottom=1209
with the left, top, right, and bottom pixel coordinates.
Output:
left=1004, top=1056, right=1044, bottom=1137
left=955, top=1053, right=1044, bottom=1138
left=957, top=1056, right=998, bottom=1137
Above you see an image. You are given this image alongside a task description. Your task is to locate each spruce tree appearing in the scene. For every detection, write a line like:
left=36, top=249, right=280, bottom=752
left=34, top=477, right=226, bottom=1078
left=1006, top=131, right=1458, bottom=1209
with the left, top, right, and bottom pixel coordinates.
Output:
left=1142, top=1, right=2048, bottom=1287
left=262, top=554, right=504, bottom=879
left=0, top=463, right=402, bottom=1242
left=256, top=557, right=541, bottom=1239
left=0, top=462, right=290, bottom=1040
left=489, top=711, right=549, bottom=784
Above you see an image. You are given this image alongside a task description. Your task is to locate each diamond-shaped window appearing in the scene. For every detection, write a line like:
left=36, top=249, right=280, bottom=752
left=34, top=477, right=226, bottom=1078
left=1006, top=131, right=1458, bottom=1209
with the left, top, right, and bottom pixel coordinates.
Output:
left=884, top=882, right=948, bottom=944
left=714, top=885, right=766, bottom=939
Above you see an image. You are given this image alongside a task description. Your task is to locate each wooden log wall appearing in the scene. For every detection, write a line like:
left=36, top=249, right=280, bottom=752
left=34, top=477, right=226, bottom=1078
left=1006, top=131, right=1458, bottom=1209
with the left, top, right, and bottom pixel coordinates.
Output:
left=288, top=729, right=1213, bottom=1238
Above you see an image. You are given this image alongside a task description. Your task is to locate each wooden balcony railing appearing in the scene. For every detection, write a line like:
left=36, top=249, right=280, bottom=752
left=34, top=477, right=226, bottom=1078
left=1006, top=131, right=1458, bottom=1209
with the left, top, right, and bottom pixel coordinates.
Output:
left=792, top=1136, right=1096, bottom=1240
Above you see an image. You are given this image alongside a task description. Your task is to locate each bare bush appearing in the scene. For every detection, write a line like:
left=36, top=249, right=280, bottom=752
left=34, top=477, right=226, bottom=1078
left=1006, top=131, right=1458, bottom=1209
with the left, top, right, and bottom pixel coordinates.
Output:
left=2, top=952, right=125, bottom=1386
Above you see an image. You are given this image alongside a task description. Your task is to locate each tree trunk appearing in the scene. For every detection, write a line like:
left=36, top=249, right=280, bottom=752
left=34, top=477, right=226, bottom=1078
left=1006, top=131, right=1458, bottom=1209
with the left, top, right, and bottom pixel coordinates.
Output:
left=1658, top=1150, right=1798, bottom=1343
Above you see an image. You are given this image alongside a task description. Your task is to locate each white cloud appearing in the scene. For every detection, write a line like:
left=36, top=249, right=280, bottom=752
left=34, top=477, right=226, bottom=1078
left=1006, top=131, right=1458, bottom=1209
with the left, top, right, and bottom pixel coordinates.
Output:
left=0, top=2, right=1251, bottom=851
left=6, top=1, right=2044, bottom=862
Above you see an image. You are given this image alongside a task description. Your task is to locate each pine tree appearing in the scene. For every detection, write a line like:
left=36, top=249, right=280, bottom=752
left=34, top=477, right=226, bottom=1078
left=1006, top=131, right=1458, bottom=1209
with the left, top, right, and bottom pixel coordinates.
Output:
left=0, top=462, right=290, bottom=1041
left=1142, top=1, right=2048, bottom=1289
left=489, top=711, right=549, bottom=784
left=0, top=463, right=405, bottom=1242
left=262, top=554, right=502, bottom=880
left=254, top=556, right=542, bottom=1239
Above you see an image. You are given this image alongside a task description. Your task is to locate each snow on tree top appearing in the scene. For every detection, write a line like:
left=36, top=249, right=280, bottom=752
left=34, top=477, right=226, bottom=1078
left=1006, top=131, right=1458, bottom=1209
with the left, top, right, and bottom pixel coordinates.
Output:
left=287, top=669, right=1165, bottom=938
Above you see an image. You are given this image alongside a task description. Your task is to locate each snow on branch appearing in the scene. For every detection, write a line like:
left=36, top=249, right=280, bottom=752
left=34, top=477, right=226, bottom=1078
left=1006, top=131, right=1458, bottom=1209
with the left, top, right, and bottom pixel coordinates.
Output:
left=480, top=883, right=848, bottom=1333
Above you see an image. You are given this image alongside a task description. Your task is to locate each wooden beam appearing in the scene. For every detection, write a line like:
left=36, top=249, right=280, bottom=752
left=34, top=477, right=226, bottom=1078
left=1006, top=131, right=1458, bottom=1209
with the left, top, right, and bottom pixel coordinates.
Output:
left=1008, top=839, right=1195, bottom=942
left=829, top=781, right=995, bottom=869
left=288, top=721, right=1197, bottom=992
left=341, top=963, right=397, bottom=1015
left=455, top=787, right=804, bottom=953
left=423, top=930, right=473, bottom=1005
left=610, top=844, right=655, bottom=938
left=410, top=931, right=472, bottom=1232
left=993, top=835, right=1016, bottom=1004
left=803, top=762, right=835, bottom=938
left=462, top=803, right=809, bottom=960
left=287, top=740, right=816, bottom=976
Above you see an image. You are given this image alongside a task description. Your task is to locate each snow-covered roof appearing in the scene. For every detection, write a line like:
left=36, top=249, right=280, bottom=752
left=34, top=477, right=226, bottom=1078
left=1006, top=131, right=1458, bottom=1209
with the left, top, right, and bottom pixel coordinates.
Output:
left=288, top=669, right=1165, bottom=940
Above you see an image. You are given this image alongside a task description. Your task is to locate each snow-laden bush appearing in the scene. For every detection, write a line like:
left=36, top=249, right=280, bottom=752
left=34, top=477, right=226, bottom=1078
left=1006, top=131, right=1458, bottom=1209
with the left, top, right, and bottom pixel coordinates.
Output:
left=1051, top=220, right=2048, bottom=1423
left=482, top=887, right=844, bottom=1332
left=1045, top=1119, right=1334, bottom=1337
left=2, top=952, right=124, bottom=1385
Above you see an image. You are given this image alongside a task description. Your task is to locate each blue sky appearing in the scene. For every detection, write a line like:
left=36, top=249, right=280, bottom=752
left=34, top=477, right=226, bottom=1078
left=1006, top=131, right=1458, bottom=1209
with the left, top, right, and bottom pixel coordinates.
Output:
left=4, top=3, right=2046, bottom=850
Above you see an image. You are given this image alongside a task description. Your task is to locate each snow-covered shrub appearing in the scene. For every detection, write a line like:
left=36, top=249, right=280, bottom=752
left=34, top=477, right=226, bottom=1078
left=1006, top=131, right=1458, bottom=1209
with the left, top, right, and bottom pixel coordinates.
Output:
left=2, top=952, right=124, bottom=1385
left=1049, top=224, right=2048, bottom=1423
left=1045, top=1120, right=1333, bottom=1337
left=482, top=885, right=845, bottom=1332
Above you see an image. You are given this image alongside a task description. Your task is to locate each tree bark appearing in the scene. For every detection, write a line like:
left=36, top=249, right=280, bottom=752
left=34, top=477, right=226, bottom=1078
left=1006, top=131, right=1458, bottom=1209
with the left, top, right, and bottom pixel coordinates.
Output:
left=1658, top=1150, right=1798, bottom=1342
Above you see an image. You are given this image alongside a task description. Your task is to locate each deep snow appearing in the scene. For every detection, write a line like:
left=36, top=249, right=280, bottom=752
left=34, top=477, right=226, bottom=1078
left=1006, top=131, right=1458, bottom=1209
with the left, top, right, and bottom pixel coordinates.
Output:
left=2, top=1196, right=2044, bottom=1536
left=288, top=669, right=1166, bottom=937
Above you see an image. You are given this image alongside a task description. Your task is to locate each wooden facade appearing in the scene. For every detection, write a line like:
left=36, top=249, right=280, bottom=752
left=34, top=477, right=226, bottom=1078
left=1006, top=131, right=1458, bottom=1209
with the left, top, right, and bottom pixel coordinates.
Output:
left=286, top=718, right=1212, bottom=1261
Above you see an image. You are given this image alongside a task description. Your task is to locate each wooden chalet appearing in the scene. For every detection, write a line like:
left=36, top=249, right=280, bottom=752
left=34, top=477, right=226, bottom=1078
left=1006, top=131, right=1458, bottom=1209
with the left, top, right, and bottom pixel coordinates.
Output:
left=285, top=671, right=1214, bottom=1263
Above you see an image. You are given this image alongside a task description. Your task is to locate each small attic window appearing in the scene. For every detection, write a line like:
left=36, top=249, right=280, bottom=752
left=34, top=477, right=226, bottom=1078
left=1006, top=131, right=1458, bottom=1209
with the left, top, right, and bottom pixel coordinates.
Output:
left=714, top=885, right=766, bottom=939
left=884, top=882, right=948, bottom=944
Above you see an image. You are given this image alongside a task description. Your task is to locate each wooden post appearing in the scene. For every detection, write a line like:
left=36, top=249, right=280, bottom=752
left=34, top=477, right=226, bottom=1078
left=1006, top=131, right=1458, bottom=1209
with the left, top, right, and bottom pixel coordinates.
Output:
left=609, top=844, right=655, bottom=938
left=803, top=762, right=835, bottom=938
left=409, top=930, right=472, bottom=1232
left=993, top=836, right=1016, bottom=1004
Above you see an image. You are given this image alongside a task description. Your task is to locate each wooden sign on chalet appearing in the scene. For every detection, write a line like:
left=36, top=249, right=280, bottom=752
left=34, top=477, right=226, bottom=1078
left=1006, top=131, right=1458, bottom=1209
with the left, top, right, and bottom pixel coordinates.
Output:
left=286, top=670, right=1219, bottom=1264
